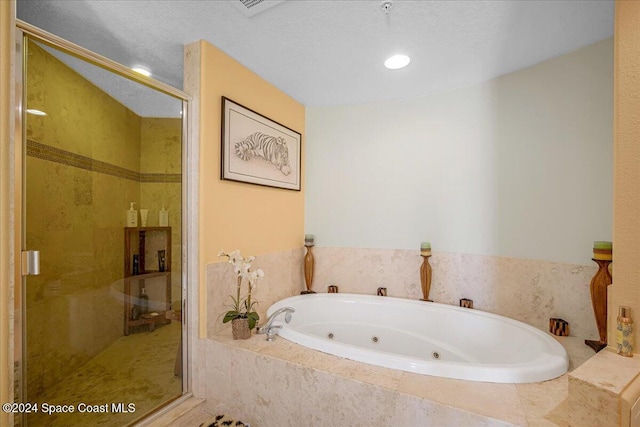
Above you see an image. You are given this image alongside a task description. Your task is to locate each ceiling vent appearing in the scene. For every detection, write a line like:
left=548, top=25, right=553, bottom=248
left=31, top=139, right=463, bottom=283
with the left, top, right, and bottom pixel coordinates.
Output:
left=232, top=0, right=285, bottom=17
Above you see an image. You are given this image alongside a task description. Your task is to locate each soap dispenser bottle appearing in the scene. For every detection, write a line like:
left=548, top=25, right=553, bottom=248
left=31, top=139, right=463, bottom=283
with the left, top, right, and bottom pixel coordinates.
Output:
left=126, top=202, right=138, bottom=227
left=617, top=306, right=634, bottom=357
left=159, top=204, right=169, bottom=227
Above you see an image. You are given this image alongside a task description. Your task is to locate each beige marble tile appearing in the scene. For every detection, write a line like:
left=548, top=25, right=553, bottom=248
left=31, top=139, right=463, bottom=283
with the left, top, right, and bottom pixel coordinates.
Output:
left=205, top=340, right=310, bottom=426
left=311, top=350, right=404, bottom=391
left=554, top=336, right=596, bottom=371
left=516, top=375, right=568, bottom=426
left=200, top=245, right=608, bottom=427
left=206, top=248, right=303, bottom=337
left=311, top=247, right=423, bottom=299
left=531, top=398, right=568, bottom=427
left=568, top=376, right=619, bottom=427
left=143, top=397, right=209, bottom=427
left=204, top=325, right=604, bottom=427
left=391, top=394, right=519, bottom=427
left=214, top=328, right=275, bottom=354
left=311, top=247, right=598, bottom=340
left=568, top=349, right=640, bottom=427
left=526, top=418, right=567, bottom=427
left=544, top=264, right=597, bottom=340
left=191, top=338, right=208, bottom=399
left=207, top=337, right=521, bottom=426
left=398, top=371, right=527, bottom=426
left=570, top=348, right=640, bottom=393
left=296, top=368, right=398, bottom=426
left=256, top=334, right=404, bottom=391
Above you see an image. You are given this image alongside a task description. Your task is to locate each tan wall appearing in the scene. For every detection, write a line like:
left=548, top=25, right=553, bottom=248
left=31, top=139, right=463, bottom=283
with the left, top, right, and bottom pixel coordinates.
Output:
left=1, top=1, right=16, bottom=425
left=196, top=40, right=305, bottom=336
left=610, top=1, right=640, bottom=349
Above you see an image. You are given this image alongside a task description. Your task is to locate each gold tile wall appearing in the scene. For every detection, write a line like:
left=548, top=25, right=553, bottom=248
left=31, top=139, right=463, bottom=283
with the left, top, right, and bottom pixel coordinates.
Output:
left=24, top=41, right=182, bottom=397
left=140, top=118, right=183, bottom=299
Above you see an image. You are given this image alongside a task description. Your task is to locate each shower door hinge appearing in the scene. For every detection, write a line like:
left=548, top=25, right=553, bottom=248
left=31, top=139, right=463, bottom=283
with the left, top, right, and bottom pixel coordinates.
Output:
left=21, top=250, right=40, bottom=276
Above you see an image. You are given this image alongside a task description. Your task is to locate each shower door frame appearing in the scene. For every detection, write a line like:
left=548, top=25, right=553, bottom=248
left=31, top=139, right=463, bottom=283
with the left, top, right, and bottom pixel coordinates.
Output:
left=14, top=20, right=193, bottom=426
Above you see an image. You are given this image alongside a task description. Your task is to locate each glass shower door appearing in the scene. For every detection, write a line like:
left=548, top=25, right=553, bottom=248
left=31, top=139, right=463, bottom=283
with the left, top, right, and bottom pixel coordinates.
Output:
left=21, top=35, right=185, bottom=426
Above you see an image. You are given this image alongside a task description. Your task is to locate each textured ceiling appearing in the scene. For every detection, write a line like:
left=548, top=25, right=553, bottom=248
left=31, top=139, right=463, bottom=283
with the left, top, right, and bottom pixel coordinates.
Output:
left=18, top=0, right=614, bottom=116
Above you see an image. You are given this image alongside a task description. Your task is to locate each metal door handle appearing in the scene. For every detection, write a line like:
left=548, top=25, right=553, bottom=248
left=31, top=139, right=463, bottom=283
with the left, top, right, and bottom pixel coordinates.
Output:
left=21, top=250, right=40, bottom=276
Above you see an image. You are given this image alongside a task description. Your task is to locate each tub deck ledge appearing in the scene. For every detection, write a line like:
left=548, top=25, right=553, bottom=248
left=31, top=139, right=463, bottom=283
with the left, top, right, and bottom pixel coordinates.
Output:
left=204, top=330, right=594, bottom=426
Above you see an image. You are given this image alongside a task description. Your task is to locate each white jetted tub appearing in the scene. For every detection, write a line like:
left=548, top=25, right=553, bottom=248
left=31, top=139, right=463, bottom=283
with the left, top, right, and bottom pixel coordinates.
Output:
left=266, top=293, right=568, bottom=383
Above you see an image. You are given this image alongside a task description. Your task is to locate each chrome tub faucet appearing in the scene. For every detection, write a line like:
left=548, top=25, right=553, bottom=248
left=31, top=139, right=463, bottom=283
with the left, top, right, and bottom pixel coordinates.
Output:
left=256, top=306, right=295, bottom=341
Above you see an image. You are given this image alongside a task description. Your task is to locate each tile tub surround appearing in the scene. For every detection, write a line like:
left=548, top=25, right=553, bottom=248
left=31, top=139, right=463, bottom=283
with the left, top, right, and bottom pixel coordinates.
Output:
left=203, top=331, right=593, bottom=426
left=568, top=349, right=640, bottom=427
left=206, top=248, right=304, bottom=337
left=310, top=247, right=599, bottom=340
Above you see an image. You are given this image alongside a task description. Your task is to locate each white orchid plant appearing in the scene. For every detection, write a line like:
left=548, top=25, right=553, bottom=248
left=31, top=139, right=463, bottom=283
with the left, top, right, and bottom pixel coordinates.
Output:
left=218, top=250, right=265, bottom=330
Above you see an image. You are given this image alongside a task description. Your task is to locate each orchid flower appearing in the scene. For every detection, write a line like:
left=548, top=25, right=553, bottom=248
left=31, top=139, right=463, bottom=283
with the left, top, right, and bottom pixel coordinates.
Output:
left=219, top=249, right=264, bottom=330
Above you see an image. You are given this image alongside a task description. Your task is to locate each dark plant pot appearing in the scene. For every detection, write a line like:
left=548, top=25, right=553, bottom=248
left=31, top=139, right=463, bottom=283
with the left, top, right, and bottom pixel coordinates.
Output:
left=231, top=318, right=251, bottom=340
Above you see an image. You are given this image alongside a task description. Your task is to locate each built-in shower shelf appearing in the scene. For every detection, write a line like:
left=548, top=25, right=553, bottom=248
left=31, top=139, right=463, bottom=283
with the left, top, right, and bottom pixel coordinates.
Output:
left=123, top=227, right=172, bottom=335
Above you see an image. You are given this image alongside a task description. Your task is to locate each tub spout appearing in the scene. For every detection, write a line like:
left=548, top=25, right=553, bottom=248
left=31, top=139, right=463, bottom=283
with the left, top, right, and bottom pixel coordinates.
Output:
left=256, top=306, right=295, bottom=340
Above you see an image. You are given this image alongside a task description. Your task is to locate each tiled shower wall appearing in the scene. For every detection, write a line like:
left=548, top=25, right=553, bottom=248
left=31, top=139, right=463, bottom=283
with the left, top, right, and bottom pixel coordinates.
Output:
left=140, top=117, right=183, bottom=301
left=25, top=41, right=141, bottom=395
left=25, top=41, right=182, bottom=396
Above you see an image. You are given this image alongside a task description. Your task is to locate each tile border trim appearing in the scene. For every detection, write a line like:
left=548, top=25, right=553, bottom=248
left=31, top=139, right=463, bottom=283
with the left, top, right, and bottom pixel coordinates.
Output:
left=27, top=139, right=181, bottom=183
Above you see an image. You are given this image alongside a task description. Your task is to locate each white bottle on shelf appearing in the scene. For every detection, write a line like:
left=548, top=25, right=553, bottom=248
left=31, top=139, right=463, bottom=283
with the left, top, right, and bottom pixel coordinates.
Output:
left=139, top=209, right=149, bottom=227
left=126, top=202, right=138, bottom=227
left=159, top=204, right=169, bottom=227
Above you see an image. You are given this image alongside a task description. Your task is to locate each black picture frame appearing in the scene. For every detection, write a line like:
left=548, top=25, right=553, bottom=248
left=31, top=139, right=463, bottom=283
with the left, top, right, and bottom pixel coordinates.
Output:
left=221, top=96, right=301, bottom=191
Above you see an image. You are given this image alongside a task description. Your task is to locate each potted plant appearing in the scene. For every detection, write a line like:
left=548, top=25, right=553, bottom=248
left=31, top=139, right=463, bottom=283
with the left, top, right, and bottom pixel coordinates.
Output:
left=218, top=250, right=264, bottom=339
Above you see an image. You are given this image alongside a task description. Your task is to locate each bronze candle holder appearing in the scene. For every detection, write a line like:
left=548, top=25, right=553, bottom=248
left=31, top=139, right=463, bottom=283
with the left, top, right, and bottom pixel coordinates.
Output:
left=420, top=254, right=433, bottom=302
left=585, top=254, right=612, bottom=353
left=302, top=244, right=316, bottom=294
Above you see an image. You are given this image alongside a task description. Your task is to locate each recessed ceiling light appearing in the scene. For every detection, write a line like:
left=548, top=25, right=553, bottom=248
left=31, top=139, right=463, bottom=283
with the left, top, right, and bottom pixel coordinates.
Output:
left=132, top=67, right=151, bottom=77
left=384, top=54, right=411, bottom=70
left=26, top=109, right=47, bottom=116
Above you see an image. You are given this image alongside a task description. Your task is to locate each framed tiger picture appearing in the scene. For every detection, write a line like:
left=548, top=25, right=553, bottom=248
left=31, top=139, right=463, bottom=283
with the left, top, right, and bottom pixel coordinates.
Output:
left=221, top=97, right=302, bottom=191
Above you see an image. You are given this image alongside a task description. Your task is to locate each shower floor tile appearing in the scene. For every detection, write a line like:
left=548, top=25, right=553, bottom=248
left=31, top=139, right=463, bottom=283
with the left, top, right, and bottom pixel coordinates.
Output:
left=26, top=321, right=182, bottom=427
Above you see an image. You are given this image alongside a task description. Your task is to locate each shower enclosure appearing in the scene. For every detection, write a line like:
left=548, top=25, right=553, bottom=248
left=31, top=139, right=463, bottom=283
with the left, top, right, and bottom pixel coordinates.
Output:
left=15, top=23, right=189, bottom=427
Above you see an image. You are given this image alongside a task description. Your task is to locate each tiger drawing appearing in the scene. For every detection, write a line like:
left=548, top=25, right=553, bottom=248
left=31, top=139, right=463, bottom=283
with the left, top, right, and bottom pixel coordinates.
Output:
left=234, top=132, right=291, bottom=176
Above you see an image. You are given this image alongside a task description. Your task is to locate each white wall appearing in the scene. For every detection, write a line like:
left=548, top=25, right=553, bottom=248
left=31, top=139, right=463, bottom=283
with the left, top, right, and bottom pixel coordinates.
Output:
left=305, top=39, right=613, bottom=266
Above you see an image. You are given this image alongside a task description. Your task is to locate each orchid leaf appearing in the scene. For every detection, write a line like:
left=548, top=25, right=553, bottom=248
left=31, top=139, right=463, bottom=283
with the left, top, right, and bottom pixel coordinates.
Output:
left=247, top=316, right=257, bottom=330
left=222, top=311, right=241, bottom=323
left=246, top=311, right=259, bottom=329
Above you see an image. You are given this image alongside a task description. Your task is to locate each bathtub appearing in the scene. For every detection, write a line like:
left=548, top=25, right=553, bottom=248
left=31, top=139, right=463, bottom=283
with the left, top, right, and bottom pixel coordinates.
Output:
left=266, top=293, right=569, bottom=384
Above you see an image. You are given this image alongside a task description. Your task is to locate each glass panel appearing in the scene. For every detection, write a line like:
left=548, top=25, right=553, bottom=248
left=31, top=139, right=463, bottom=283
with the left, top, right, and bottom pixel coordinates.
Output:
left=23, top=36, right=183, bottom=426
